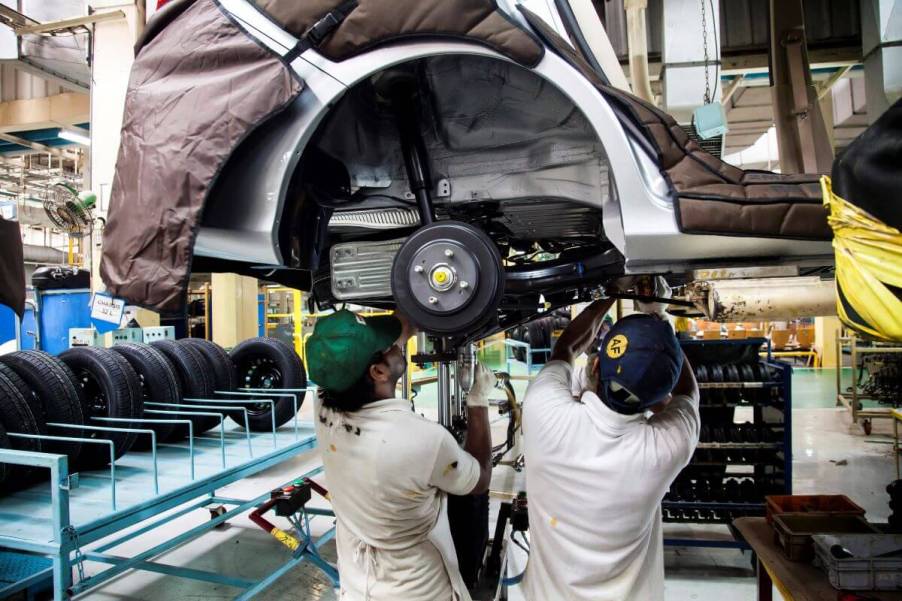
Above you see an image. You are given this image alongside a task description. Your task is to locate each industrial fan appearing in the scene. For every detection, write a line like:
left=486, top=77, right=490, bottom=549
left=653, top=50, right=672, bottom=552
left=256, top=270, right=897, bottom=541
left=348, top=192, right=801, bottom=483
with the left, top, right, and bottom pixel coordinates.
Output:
left=43, top=181, right=96, bottom=237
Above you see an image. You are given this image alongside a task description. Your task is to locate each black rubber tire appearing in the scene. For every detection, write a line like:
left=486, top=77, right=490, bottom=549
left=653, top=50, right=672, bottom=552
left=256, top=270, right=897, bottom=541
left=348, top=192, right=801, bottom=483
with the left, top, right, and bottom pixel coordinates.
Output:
left=59, top=347, right=143, bottom=469
left=739, top=363, right=756, bottom=383
left=111, top=343, right=182, bottom=448
left=229, top=337, right=306, bottom=431
left=150, top=340, right=220, bottom=434
left=0, top=351, right=84, bottom=462
left=723, top=364, right=740, bottom=383
left=0, top=367, right=43, bottom=483
left=179, top=339, right=235, bottom=394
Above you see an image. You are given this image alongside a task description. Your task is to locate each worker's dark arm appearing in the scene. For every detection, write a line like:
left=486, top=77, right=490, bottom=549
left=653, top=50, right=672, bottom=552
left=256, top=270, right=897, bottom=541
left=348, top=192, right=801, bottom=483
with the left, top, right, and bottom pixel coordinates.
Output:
left=671, top=350, right=699, bottom=402
left=549, top=297, right=617, bottom=365
left=464, top=406, right=492, bottom=495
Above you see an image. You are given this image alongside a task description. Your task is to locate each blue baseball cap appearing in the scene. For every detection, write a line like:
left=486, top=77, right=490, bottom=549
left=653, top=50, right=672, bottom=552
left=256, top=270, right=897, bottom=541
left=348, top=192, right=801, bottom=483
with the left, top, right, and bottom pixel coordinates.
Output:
left=597, top=314, right=683, bottom=414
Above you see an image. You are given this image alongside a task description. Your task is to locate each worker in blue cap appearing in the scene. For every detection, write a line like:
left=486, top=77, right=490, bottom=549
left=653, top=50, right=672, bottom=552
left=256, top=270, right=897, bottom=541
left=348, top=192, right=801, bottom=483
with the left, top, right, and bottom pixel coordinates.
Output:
left=521, top=294, right=699, bottom=601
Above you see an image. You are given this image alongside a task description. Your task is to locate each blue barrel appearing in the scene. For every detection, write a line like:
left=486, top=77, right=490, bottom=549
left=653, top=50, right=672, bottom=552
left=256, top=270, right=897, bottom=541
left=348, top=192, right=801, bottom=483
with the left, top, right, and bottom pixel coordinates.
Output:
left=20, top=304, right=36, bottom=350
left=37, top=289, right=92, bottom=355
left=0, top=303, right=16, bottom=351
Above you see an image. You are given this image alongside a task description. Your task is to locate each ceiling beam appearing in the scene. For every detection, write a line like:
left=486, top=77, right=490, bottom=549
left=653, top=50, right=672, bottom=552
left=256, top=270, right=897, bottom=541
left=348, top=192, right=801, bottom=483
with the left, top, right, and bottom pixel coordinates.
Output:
left=817, top=65, right=853, bottom=100
left=0, top=5, right=39, bottom=29
left=15, top=10, right=125, bottom=36
left=0, top=58, right=89, bottom=93
left=0, top=132, right=67, bottom=157
left=722, top=75, right=745, bottom=106
left=0, top=92, right=89, bottom=134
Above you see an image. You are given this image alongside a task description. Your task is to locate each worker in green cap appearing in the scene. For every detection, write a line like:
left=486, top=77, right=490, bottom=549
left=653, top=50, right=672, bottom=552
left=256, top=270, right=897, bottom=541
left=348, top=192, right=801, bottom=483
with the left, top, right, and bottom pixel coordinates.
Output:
left=306, top=309, right=494, bottom=601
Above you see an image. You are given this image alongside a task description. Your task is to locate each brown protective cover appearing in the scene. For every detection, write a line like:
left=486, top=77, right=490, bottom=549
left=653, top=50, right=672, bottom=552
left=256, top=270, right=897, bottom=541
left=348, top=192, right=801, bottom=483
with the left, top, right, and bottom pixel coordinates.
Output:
left=520, top=8, right=830, bottom=240
left=251, top=0, right=544, bottom=67
left=100, top=0, right=304, bottom=313
left=0, top=217, right=25, bottom=317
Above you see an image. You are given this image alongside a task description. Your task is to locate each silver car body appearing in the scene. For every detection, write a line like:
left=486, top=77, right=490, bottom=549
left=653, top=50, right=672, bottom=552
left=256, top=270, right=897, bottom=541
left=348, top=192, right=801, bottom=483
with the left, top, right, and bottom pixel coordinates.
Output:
left=196, top=0, right=832, bottom=278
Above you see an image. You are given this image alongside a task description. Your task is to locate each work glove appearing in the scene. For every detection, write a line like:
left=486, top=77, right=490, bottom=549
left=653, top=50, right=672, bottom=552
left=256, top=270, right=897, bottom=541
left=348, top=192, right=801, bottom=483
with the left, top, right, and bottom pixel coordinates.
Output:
left=466, top=362, right=494, bottom=409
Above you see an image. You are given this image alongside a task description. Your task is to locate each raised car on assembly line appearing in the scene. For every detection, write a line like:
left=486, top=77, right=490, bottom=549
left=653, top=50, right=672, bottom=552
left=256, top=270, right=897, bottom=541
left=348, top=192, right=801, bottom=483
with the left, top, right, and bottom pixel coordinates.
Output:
left=100, top=0, right=835, bottom=341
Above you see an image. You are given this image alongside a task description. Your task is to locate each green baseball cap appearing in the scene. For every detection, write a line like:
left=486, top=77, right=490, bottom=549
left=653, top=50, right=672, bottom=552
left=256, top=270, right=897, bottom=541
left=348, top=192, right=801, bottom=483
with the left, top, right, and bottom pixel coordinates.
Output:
left=306, top=309, right=402, bottom=392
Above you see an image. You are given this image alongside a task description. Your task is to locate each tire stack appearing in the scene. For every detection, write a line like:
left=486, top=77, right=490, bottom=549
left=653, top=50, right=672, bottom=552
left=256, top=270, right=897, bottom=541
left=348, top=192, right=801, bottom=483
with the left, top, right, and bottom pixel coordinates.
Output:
left=662, top=338, right=790, bottom=526
left=0, top=337, right=307, bottom=488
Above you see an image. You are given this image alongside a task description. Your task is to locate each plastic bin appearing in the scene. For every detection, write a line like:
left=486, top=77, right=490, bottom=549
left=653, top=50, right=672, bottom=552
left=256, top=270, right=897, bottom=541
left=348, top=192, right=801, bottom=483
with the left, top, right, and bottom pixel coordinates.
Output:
left=766, top=494, right=866, bottom=525
left=772, top=514, right=878, bottom=561
left=813, top=533, right=902, bottom=590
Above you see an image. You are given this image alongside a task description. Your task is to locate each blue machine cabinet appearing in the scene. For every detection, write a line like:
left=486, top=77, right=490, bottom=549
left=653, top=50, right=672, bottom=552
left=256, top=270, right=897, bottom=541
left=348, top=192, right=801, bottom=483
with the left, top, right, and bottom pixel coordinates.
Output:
left=36, top=289, right=91, bottom=355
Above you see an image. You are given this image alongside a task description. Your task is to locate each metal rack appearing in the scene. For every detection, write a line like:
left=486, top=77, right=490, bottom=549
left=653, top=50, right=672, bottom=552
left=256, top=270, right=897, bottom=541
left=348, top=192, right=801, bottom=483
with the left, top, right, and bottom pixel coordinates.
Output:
left=663, top=339, right=792, bottom=550
left=0, top=388, right=326, bottom=600
left=835, top=334, right=902, bottom=433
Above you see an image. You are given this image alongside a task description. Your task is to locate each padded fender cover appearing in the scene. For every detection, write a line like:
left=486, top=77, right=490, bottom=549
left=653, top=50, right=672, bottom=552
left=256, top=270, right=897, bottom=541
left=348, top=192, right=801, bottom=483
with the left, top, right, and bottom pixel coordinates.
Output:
left=251, top=0, right=544, bottom=67
left=0, top=217, right=24, bottom=316
left=520, top=7, right=831, bottom=241
left=100, top=0, right=303, bottom=313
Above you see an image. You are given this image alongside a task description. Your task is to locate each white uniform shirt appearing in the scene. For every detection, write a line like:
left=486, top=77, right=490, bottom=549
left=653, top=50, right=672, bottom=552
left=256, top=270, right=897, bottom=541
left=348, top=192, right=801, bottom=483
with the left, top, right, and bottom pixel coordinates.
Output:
left=522, top=361, right=700, bottom=601
left=315, top=397, right=481, bottom=601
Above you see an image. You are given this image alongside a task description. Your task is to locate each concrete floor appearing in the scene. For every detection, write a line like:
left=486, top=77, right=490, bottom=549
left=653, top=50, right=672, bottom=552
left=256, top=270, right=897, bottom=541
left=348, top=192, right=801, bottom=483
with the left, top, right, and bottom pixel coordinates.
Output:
left=77, top=367, right=899, bottom=601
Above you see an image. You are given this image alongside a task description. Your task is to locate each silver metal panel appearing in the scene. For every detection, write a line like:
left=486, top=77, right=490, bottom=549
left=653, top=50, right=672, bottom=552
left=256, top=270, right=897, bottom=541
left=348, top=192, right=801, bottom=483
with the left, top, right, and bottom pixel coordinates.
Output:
left=330, top=239, right=403, bottom=300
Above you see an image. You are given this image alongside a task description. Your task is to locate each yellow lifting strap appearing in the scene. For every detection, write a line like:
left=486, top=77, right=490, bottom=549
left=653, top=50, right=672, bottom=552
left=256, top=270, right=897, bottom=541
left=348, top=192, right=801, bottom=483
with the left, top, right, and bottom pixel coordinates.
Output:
left=821, top=176, right=902, bottom=342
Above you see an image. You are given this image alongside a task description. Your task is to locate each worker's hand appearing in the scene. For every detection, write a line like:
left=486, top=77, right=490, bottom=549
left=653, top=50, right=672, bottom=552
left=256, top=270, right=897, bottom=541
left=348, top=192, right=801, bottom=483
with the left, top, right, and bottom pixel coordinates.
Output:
left=466, top=362, right=494, bottom=408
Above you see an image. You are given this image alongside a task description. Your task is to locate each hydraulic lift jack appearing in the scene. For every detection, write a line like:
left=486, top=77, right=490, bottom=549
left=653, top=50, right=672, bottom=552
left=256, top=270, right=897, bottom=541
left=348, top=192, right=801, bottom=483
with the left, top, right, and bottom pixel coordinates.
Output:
left=249, top=478, right=340, bottom=588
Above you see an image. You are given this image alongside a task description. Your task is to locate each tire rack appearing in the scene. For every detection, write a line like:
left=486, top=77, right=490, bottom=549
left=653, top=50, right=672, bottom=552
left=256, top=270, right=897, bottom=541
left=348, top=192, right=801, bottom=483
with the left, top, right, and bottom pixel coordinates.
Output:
left=0, top=388, right=332, bottom=601
left=663, top=339, right=792, bottom=550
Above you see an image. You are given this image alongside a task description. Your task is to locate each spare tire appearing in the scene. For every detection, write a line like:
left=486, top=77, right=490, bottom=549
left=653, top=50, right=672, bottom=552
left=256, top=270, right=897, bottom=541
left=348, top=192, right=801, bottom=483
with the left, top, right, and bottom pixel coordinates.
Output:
left=150, top=340, right=220, bottom=434
left=0, top=365, right=43, bottom=483
left=111, top=343, right=182, bottom=447
left=0, top=351, right=84, bottom=461
left=59, top=347, right=143, bottom=469
left=229, top=337, right=306, bottom=431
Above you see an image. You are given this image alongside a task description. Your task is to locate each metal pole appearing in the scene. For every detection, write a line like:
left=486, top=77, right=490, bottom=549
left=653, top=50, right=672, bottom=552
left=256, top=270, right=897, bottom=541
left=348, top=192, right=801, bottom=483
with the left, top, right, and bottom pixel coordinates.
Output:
left=437, top=361, right=451, bottom=428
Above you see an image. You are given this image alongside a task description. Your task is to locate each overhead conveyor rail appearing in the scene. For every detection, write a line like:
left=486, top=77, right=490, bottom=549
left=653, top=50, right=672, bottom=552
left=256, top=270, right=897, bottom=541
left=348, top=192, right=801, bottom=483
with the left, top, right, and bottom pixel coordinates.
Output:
left=0, top=388, right=324, bottom=601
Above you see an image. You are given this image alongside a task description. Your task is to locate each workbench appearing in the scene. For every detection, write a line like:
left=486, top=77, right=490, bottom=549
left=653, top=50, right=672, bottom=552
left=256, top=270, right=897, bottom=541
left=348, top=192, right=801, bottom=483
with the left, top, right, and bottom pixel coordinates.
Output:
left=733, top=517, right=902, bottom=601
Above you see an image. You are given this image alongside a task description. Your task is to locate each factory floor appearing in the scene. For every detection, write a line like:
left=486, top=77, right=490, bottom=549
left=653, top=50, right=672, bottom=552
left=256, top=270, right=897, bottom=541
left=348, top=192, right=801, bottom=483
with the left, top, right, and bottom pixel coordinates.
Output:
left=78, top=367, right=898, bottom=601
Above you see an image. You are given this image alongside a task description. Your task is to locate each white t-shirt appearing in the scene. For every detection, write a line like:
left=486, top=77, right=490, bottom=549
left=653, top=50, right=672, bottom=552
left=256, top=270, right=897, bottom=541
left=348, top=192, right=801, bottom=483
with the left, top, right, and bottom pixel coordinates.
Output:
left=315, top=397, right=481, bottom=601
left=521, top=361, right=700, bottom=601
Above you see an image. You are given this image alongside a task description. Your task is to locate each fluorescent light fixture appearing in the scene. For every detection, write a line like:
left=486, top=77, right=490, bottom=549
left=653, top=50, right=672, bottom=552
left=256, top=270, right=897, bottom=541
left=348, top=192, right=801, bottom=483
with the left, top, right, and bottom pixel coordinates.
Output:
left=59, top=129, right=91, bottom=146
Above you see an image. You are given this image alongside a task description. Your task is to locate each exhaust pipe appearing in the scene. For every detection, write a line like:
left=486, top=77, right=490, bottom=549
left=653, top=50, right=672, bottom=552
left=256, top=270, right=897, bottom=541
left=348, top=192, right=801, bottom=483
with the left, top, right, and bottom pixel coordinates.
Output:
left=687, top=276, right=836, bottom=321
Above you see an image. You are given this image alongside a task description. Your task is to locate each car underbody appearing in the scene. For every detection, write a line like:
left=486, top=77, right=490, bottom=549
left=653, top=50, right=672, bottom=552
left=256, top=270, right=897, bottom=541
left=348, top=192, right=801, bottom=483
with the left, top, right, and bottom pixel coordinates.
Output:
left=102, top=0, right=836, bottom=342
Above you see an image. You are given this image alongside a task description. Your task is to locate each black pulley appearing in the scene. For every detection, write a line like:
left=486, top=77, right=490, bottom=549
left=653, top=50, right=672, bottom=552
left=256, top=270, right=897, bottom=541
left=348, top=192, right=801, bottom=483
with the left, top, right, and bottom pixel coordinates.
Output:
left=391, top=221, right=504, bottom=335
